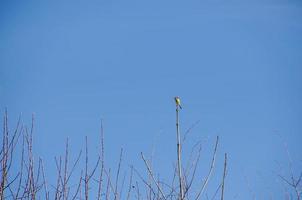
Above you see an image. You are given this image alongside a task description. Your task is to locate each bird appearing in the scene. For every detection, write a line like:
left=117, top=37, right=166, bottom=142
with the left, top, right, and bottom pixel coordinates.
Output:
left=174, top=96, right=182, bottom=109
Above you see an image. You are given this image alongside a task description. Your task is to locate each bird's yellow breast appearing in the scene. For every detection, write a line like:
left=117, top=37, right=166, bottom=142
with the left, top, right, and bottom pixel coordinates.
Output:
left=175, top=97, right=181, bottom=105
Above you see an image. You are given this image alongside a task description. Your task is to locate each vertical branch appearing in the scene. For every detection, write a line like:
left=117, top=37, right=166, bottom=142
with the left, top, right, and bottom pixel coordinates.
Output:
left=0, top=110, right=8, bottom=199
left=119, top=172, right=127, bottom=199
left=114, top=148, right=123, bottom=200
left=126, top=166, right=134, bottom=200
left=156, top=174, right=160, bottom=200
left=220, top=153, right=227, bottom=200
left=27, top=115, right=36, bottom=200
left=63, top=138, right=69, bottom=200
left=85, top=136, right=89, bottom=200
left=41, top=159, right=49, bottom=200
left=105, top=169, right=111, bottom=200
left=15, top=134, right=25, bottom=199
left=135, top=181, right=140, bottom=200
left=83, top=136, right=100, bottom=200
left=54, top=156, right=63, bottom=200
left=183, top=143, right=202, bottom=198
left=97, top=119, right=105, bottom=200
left=79, top=170, right=83, bottom=200
left=176, top=104, right=184, bottom=200
left=195, top=136, right=219, bottom=200
left=141, top=153, right=166, bottom=200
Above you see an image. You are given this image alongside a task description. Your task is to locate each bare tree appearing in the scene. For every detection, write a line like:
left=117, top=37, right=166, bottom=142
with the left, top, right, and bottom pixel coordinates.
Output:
left=1, top=99, right=229, bottom=200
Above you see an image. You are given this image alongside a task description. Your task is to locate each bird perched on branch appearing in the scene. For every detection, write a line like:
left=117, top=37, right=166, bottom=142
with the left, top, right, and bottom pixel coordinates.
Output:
left=174, top=96, right=182, bottom=109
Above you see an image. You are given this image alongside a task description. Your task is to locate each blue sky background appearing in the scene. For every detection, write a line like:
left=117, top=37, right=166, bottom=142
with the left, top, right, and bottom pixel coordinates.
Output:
left=1, top=0, right=302, bottom=199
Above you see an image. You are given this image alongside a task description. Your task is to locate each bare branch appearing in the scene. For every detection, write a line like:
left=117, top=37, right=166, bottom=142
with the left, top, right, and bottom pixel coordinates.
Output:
left=114, top=148, right=123, bottom=200
left=97, top=119, right=105, bottom=200
left=141, top=152, right=166, bottom=200
left=220, top=153, right=227, bottom=200
left=126, top=165, right=134, bottom=200
left=195, top=136, right=219, bottom=200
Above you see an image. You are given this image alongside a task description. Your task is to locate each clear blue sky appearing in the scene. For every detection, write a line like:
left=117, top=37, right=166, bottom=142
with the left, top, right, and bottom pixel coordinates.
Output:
left=1, top=0, right=302, bottom=199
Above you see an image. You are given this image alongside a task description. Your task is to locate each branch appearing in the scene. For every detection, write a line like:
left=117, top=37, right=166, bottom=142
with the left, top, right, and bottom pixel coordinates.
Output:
left=141, top=152, right=166, bottom=200
left=195, top=136, right=219, bottom=200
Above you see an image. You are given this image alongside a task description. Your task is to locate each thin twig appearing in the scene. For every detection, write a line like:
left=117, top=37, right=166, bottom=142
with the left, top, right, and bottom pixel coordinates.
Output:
left=97, top=119, right=105, bottom=200
left=195, top=136, right=219, bottom=200
left=114, top=148, right=123, bottom=200
left=126, top=166, right=134, bottom=200
left=220, top=153, right=227, bottom=200
left=182, top=120, right=200, bottom=143
left=41, top=159, right=49, bottom=200
left=141, top=152, right=166, bottom=200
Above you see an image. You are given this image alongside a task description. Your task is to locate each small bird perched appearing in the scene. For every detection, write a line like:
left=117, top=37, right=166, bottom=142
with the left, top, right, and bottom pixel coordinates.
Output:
left=174, top=96, right=182, bottom=109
